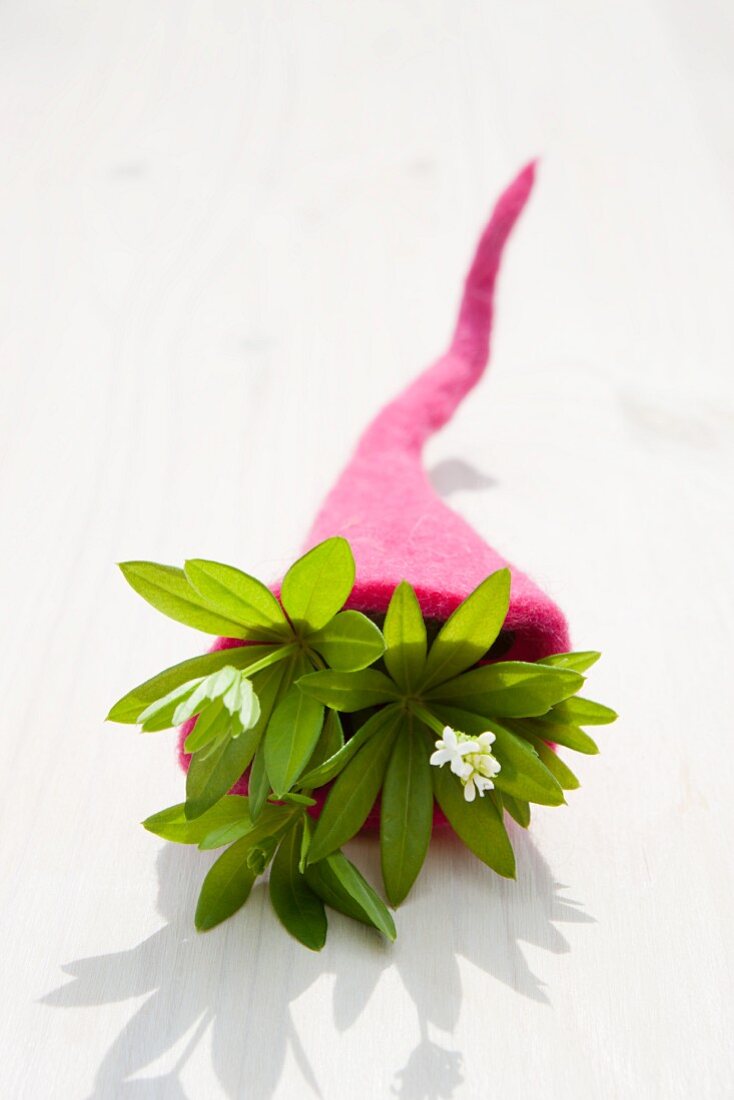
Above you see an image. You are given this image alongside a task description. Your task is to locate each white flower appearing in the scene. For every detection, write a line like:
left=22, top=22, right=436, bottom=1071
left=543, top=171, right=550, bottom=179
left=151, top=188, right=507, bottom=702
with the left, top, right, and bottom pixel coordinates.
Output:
left=430, top=726, right=501, bottom=802
left=430, top=726, right=476, bottom=778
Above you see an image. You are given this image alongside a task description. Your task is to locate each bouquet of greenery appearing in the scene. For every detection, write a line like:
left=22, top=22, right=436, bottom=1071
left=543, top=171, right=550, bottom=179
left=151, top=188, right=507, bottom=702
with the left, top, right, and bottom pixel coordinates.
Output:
left=108, top=164, right=615, bottom=949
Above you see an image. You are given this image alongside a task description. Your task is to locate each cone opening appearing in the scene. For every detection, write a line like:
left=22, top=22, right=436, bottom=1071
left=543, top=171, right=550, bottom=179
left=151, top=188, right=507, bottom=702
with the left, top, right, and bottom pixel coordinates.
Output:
left=344, top=582, right=570, bottom=665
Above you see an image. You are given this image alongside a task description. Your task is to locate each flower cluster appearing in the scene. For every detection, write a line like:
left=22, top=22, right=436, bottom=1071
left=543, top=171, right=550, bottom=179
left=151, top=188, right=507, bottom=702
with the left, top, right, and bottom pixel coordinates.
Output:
left=429, top=725, right=502, bottom=802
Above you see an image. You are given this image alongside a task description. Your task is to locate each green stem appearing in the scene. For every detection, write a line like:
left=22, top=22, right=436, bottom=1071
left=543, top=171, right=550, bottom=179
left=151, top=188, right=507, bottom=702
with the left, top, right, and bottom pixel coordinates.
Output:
left=409, top=703, right=445, bottom=738
left=242, top=643, right=298, bottom=679
left=305, top=647, right=327, bottom=671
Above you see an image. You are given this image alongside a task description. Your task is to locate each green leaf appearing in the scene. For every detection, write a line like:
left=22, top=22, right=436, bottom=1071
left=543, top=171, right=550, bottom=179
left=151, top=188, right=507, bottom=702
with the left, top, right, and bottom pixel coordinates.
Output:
left=185, top=659, right=288, bottom=818
left=280, top=537, right=355, bottom=632
left=508, top=716, right=599, bottom=755
left=177, top=666, right=262, bottom=730
left=186, top=726, right=260, bottom=820
left=247, top=747, right=270, bottom=820
left=427, top=661, right=584, bottom=718
left=432, top=764, right=516, bottom=878
left=269, top=820, right=327, bottom=950
left=502, top=794, right=531, bottom=828
left=137, top=680, right=202, bottom=731
left=308, top=611, right=385, bottom=671
left=184, top=559, right=288, bottom=638
left=383, top=581, right=427, bottom=691
left=305, top=851, right=396, bottom=940
left=421, top=569, right=511, bottom=689
left=142, top=796, right=250, bottom=844
left=539, top=651, right=600, bottom=673
left=279, top=792, right=316, bottom=806
left=380, top=717, right=433, bottom=905
left=430, top=705, right=565, bottom=806
left=307, top=712, right=401, bottom=863
left=264, top=685, right=325, bottom=797
left=297, top=668, right=398, bottom=712
left=194, top=838, right=257, bottom=930
left=551, top=696, right=618, bottom=726
left=520, top=732, right=580, bottom=790
left=119, top=561, right=248, bottom=637
left=298, top=706, right=401, bottom=789
left=299, top=814, right=312, bottom=873
left=198, top=802, right=290, bottom=850
left=491, top=725, right=564, bottom=805
left=173, top=666, right=237, bottom=725
left=183, top=700, right=229, bottom=754
left=303, top=710, right=344, bottom=776
left=107, top=645, right=276, bottom=724
left=197, top=818, right=254, bottom=850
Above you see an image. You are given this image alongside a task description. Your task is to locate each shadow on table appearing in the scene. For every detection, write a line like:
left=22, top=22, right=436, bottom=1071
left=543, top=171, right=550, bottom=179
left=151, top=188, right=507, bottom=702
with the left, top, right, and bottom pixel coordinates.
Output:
left=428, top=458, right=497, bottom=499
left=42, top=830, right=592, bottom=1100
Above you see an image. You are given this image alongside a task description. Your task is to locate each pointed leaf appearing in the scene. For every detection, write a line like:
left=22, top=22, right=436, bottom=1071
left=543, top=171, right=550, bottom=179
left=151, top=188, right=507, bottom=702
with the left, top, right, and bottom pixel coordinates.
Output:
left=421, top=569, right=511, bottom=689
left=303, top=710, right=344, bottom=777
left=298, top=706, right=400, bottom=789
left=427, top=661, right=584, bottom=717
left=299, top=814, right=313, bottom=873
left=380, top=717, right=433, bottom=905
left=138, top=680, right=203, bottom=731
left=142, top=796, right=250, bottom=844
left=186, top=727, right=260, bottom=821
left=183, top=700, right=229, bottom=754
left=552, top=696, right=618, bottom=726
left=247, top=747, right=270, bottom=820
left=107, top=645, right=276, bottom=724
left=185, top=659, right=288, bottom=818
left=198, top=803, right=291, bottom=851
left=509, top=716, right=599, bottom=755
left=119, top=561, right=248, bottom=637
left=297, top=668, right=398, bottom=712
left=270, top=820, right=327, bottom=950
left=383, top=581, right=427, bottom=691
left=520, top=732, right=580, bottom=790
left=264, top=685, right=325, bottom=797
left=280, top=537, right=355, bottom=632
left=184, top=559, right=288, bottom=638
left=502, top=794, right=531, bottom=828
left=432, top=765, right=515, bottom=878
left=279, top=793, right=316, bottom=807
left=194, top=839, right=257, bottom=930
left=307, top=713, right=401, bottom=863
left=173, top=666, right=238, bottom=725
left=308, top=610, right=385, bottom=671
left=305, top=851, right=396, bottom=940
left=539, top=651, right=600, bottom=673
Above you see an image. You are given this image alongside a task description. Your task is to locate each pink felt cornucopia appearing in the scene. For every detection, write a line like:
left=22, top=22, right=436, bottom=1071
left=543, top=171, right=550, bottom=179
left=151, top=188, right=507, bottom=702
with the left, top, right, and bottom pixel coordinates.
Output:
left=179, top=163, right=570, bottom=828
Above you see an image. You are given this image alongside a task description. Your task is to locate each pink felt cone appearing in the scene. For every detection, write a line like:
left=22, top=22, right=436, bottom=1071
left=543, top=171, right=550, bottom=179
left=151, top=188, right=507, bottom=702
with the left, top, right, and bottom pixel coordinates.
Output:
left=291, top=160, right=569, bottom=659
left=180, top=162, right=570, bottom=825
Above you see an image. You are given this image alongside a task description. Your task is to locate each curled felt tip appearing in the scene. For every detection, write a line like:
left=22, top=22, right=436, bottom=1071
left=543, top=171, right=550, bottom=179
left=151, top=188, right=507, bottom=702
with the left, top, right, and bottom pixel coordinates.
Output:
left=358, top=160, right=538, bottom=455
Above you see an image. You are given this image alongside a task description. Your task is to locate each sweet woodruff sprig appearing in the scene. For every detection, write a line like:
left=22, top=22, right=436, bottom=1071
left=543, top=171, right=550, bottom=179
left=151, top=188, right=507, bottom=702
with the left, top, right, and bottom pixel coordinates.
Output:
left=108, top=539, right=383, bottom=822
left=297, top=571, right=615, bottom=899
left=108, top=537, right=616, bottom=949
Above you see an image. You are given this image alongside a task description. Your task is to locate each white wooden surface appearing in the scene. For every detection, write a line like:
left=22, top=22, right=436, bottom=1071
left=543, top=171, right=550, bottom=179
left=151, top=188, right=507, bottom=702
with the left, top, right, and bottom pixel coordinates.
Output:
left=1, top=3, right=733, bottom=1097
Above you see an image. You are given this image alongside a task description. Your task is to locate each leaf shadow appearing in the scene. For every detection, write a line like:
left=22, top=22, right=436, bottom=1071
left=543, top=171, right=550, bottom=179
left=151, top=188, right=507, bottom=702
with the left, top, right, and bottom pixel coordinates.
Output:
left=41, top=829, right=593, bottom=1099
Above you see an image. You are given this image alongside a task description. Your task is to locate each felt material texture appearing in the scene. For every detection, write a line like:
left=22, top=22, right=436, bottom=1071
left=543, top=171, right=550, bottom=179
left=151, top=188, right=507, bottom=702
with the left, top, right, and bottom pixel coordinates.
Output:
left=179, top=163, right=570, bottom=830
